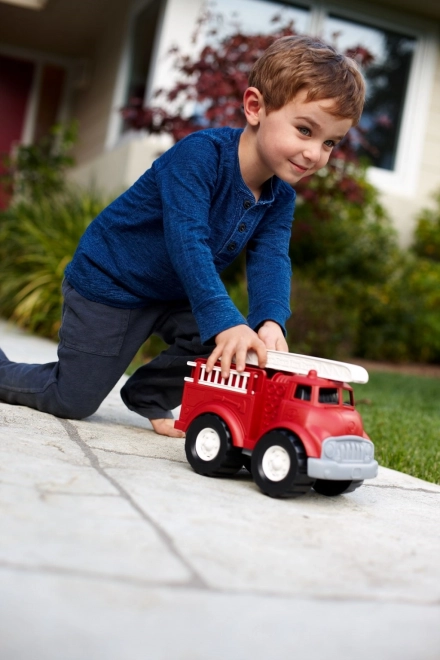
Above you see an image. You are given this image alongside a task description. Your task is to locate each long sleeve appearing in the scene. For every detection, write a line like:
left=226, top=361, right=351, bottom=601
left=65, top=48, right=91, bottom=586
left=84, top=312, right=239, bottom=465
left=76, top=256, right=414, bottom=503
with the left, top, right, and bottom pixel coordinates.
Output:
left=65, top=127, right=296, bottom=345
left=246, top=186, right=295, bottom=335
left=155, top=134, right=247, bottom=342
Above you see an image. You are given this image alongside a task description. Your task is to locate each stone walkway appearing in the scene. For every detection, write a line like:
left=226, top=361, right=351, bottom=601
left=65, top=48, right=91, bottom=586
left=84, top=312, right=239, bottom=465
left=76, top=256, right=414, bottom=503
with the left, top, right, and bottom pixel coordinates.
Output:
left=1, top=320, right=439, bottom=660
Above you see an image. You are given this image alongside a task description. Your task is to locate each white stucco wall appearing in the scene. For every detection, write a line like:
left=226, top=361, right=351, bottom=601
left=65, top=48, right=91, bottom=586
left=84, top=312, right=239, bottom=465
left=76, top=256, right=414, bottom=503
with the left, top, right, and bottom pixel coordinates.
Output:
left=70, top=1, right=132, bottom=165
left=70, top=131, right=173, bottom=193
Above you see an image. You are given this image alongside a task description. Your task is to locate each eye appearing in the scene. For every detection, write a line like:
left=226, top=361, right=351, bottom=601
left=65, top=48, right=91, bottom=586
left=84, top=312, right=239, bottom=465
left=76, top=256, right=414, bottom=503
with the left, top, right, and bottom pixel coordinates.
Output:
left=298, top=126, right=311, bottom=136
left=324, top=139, right=336, bottom=148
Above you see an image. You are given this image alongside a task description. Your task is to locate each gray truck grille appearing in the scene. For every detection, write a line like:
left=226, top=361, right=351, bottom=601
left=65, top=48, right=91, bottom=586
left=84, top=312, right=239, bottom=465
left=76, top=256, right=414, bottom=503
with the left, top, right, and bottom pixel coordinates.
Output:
left=322, top=437, right=374, bottom=463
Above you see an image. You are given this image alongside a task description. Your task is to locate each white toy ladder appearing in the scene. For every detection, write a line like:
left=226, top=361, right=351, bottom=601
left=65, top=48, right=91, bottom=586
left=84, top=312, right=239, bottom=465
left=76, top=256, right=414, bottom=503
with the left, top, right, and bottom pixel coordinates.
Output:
left=244, top=350, right=369, bottom=384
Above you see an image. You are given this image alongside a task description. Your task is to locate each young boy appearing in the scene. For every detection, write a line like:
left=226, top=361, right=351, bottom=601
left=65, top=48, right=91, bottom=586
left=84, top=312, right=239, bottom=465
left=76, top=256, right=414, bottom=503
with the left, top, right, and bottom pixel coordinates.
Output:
left=0, top=35, right=365, bottom=437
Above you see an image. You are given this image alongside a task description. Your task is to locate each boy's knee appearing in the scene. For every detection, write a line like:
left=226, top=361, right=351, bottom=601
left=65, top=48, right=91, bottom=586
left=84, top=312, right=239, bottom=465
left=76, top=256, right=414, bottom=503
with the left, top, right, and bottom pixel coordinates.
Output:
left=48, top=396, right=101, bottom=420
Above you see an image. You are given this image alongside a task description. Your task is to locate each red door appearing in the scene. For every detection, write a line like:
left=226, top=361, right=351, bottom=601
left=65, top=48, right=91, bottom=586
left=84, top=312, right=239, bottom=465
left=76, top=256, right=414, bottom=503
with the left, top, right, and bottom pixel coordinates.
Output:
left=0, top=55, right=35, bottom=208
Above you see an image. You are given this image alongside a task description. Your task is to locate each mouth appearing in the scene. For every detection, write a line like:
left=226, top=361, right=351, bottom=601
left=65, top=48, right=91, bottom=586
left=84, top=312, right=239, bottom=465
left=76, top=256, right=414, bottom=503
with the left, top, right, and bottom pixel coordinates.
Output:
left=289, top=161, right=309, bottom=175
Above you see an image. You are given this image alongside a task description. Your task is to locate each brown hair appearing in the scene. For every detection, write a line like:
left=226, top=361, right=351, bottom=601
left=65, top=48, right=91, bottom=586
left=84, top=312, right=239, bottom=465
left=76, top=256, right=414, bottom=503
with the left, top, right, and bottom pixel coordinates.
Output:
left=248, top=35, right=366, bottom=125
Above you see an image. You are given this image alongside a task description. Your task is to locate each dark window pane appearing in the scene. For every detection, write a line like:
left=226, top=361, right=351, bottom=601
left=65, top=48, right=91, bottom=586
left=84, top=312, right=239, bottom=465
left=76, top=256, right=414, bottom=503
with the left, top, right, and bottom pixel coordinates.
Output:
left=324, top=15, right=416, bottom=171
left=294, top=384, right=312, bottom=401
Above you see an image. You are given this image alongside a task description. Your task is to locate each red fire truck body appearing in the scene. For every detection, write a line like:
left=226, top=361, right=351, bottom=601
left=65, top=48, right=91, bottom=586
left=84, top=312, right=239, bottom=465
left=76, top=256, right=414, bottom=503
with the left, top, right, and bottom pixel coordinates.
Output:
left=175, top=353, right=378, bottom=497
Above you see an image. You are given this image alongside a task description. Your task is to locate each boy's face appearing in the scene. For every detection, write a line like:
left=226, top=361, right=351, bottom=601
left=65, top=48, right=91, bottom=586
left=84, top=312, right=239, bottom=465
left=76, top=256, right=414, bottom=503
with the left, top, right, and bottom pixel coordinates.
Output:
left=250, top=89, right=353, bottom=186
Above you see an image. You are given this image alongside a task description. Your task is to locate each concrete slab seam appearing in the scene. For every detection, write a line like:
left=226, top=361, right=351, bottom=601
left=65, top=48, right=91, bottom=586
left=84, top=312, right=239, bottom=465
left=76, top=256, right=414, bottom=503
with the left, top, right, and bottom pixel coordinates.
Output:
left=0, top=559, right=439, bottom=607
left=57, top=418, right=207, bottom=590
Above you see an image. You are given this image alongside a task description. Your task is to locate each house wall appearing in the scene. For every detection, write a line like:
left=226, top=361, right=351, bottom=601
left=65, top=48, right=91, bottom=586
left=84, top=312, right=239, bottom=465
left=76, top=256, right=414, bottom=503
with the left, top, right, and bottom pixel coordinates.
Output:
left=70, top=131, right=173, bottom=193
left=71, top=0, right=203, bottom=187
left=378, top=39, right=440, bottom=245
left=70, top=0, right=131, bottom=165
left=419, top=40, right=440, bottom=201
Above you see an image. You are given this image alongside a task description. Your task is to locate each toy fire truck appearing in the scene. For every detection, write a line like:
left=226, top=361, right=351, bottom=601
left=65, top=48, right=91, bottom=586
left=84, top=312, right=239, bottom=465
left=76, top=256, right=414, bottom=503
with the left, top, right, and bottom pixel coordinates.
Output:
left=175, top=351, right=378, bottom=498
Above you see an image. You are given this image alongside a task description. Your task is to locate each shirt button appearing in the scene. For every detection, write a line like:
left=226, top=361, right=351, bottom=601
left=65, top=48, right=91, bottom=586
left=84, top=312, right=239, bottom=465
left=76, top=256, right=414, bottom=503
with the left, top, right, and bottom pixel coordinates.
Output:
left=227, top=242, right=237, bottom=252
left=238, top=223, right=246, bottom=233
left=243, top=200, right=252, bottom=209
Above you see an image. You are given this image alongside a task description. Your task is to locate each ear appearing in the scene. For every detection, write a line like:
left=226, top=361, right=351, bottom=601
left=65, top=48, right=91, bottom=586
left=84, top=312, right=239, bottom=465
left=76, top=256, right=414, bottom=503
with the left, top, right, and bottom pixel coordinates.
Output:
left=243, top=87, right=264, bottom=126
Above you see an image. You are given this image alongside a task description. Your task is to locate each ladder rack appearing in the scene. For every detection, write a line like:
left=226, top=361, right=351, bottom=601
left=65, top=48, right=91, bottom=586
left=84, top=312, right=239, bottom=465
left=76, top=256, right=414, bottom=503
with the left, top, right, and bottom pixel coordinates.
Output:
left=244, top=350, right=369, bottom=384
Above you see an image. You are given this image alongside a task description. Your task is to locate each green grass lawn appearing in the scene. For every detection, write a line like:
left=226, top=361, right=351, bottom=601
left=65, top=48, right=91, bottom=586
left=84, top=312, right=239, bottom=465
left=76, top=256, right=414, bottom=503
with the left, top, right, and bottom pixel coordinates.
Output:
left=353, top=371, right=440, bottom=485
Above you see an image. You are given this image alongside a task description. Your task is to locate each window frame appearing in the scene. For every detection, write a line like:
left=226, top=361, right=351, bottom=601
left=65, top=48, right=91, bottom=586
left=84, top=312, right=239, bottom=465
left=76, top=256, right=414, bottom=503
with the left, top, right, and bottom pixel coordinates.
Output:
left=109, top=0, right=438, bottom=196
left=312, top=1, right=438, bottom=196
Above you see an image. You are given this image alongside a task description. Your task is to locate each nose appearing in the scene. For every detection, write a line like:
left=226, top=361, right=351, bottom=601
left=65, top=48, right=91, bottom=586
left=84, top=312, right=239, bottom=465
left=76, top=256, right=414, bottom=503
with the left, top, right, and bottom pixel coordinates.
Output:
left=303, top=141, right=322, bottom=164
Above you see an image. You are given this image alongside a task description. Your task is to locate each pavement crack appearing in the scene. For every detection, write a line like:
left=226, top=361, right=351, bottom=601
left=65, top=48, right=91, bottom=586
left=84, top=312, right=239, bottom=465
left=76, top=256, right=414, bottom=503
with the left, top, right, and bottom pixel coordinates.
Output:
left=37, top=489, right=120, bottom=500
left=90, top=445, right=186, bottom=463
left=58, top=418, right=207, bottom=590
left=365, top=483, right=440, bottom=495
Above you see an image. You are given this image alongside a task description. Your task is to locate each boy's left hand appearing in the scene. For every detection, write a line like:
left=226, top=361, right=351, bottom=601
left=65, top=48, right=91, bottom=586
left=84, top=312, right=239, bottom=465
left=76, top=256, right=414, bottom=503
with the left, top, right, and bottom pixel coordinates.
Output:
left=257, top=320, right=289, bottom=352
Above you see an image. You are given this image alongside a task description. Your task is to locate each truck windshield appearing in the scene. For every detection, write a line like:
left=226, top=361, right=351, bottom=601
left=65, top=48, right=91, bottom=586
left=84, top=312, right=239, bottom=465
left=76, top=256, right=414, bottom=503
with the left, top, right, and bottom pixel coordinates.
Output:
left=318, top=388, right=339, bottom=404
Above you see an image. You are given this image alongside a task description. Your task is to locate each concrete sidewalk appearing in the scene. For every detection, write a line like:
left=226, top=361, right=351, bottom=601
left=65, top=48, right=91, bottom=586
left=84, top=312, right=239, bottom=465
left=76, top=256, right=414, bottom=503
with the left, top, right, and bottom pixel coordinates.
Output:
left=0, top=319, right=439, bottom=660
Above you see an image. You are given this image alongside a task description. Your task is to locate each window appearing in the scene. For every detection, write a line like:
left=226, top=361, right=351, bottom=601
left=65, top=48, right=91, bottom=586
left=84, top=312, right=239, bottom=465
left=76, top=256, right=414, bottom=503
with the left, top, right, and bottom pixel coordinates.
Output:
left=318, top=388, right=339, bottom=404
left=294, top=384, right=312, bottom=401
left=342, top=389, right=353, bottom=407
left=114, top=0, right=436, bottom=193
left=215, top=0, right=310, bottom=36
left=202, top=0, right=434, bottom=193
left=323, top=16, right=416, bottom=172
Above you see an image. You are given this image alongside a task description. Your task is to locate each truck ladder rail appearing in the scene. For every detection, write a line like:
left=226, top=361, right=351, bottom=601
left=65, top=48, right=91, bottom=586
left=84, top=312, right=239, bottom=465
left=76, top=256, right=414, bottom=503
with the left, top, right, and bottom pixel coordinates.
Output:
left=244, top=350, right=369, bottom=384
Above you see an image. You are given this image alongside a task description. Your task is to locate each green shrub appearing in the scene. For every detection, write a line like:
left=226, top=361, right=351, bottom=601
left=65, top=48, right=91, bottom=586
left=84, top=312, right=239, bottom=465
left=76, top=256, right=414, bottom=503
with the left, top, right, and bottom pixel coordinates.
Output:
left=1, top=122, right=78, bottom=203
left=401, top=257, right=440, bottom=362
left=286, top=276, right=359, bottom=360
left=0, top=189, right=110, bottom=339
left=291, top=160, right=399, bottom=287
left=350, top=255, right=440, bottom=363
left=412, top=190, right=440, bottom=262
left=287, top=159, right=412, bottom=361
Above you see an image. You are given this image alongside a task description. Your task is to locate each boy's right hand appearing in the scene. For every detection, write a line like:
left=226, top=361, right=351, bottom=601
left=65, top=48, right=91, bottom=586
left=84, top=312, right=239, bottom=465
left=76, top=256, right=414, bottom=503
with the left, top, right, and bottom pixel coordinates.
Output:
left=206, top=324, right=267, bottom=379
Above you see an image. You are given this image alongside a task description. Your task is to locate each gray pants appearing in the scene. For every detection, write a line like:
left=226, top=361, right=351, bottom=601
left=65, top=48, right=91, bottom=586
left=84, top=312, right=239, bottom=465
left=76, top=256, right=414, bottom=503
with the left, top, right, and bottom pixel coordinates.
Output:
left=0, top=280, right=214, bottom=420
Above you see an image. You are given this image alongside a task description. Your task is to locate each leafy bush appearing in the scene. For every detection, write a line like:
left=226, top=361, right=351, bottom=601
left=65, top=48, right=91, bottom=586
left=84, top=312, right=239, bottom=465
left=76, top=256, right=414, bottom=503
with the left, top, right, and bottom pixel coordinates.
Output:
left=1, top=122, right=78, bottom=203
left=286, top=159, right=407, bottom=360
left=412, top=189, right=440, bottom=262
left=291, top=160, right=399, bottom=286
left=0, top=189, right=109, bottom=339
left=354, top=190, right=440, bottom=363
left=286, top=276, right=359, bottom=359
left=356, top=256, right=440, bottom=363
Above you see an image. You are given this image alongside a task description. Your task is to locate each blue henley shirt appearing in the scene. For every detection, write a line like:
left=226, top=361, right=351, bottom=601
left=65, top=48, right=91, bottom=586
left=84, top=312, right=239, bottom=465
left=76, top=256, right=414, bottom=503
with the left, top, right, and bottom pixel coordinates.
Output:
left=65, top=127, right=296, bottom=343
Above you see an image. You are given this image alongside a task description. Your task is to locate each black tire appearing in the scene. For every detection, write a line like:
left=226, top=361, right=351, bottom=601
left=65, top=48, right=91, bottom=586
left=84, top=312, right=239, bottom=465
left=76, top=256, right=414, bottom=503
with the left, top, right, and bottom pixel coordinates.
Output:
left=185, top=414, right=243, bottom=477
left=251, top=430, right=314, bottom=498
left=242, top=453, right=252, bottom=475
left=313, top=479, right=364, bottom=496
